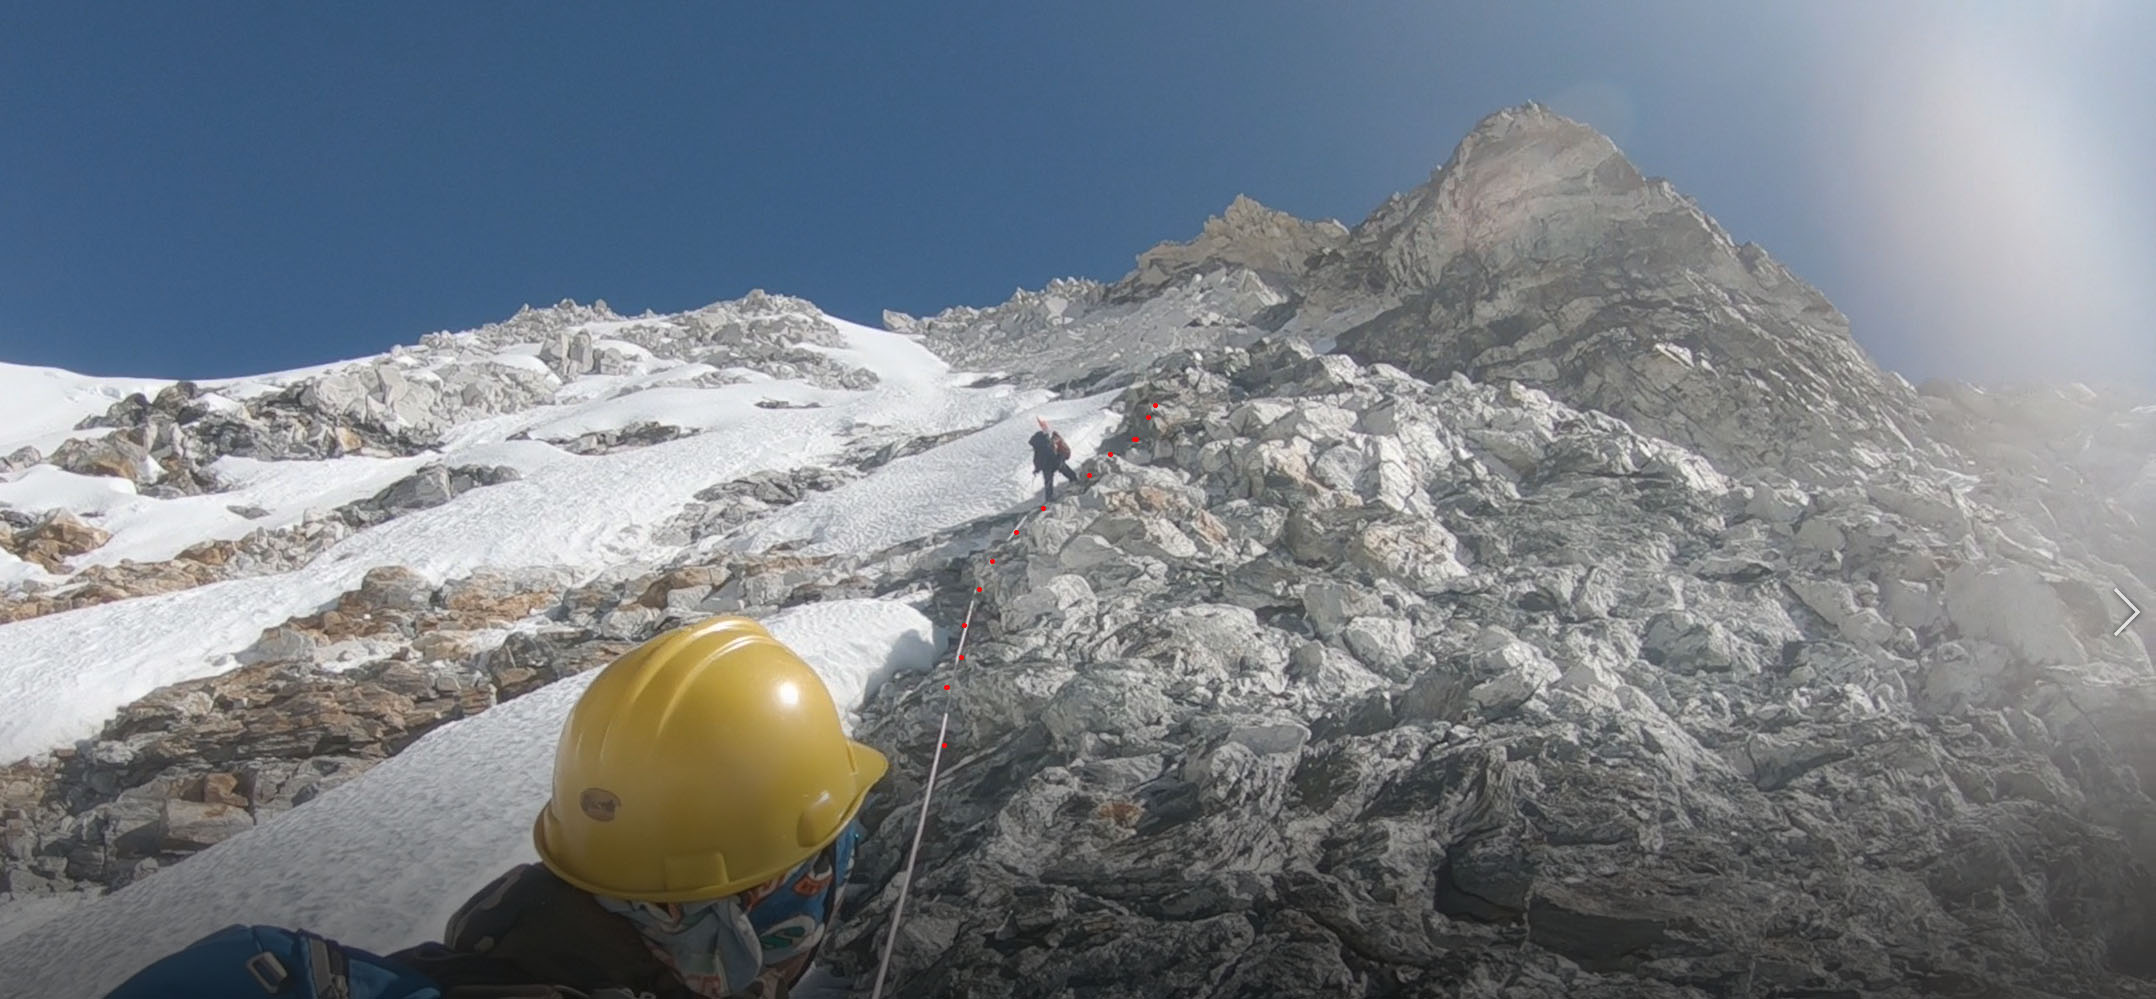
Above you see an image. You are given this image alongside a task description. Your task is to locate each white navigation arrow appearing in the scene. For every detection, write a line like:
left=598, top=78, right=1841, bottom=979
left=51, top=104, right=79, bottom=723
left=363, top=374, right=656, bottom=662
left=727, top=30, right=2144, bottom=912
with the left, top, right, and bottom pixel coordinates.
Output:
left=2116, top=588, right=2143, bottom=636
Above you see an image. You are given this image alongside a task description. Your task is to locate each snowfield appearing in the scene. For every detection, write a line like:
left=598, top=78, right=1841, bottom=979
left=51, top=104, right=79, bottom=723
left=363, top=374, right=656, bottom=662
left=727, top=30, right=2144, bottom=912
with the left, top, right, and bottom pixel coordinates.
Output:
left=0, top=317, right=1075, bottom=763
left=730, top=394, right=1117, bottom=557
left=0, top=361, right=167, bottom=457
left=0, top=454, right=434, bottom=567
left=0, top=599, right=939, bottom=999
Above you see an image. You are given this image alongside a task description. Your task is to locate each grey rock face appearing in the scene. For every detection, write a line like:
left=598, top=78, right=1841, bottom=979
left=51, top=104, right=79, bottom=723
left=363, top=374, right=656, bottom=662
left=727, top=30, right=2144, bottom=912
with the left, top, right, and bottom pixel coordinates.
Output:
left=827, top=344, right=2156, bottom=999
left=538, top=330, right=598, bottom=378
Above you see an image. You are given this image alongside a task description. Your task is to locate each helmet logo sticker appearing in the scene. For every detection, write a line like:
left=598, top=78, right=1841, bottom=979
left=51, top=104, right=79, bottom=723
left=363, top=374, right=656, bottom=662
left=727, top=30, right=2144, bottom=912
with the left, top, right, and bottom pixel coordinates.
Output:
left=580, top=787, right=621, bottom=822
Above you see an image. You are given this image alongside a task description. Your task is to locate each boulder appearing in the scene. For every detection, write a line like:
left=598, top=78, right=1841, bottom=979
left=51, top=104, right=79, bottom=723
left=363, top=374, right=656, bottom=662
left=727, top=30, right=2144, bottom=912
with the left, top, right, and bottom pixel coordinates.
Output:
left=1641, top=610, right=1739, bottom=673
left=438, top=566, right=567, bottom=625
left=48, top=435, right=153, bottom=481
left=1300, top=581, right=1387, bottom=639
left=1346, top=518, right=1469, bottom=589
left=1943, top=564, right=2089, bottom=667
left=375, top=465, right=455, bottom=513
left=8, top=511, right=112, bottom=570
left=158, top=799, right=255, bottom=852
left=1339, top=616, right=1415, bottom=673
left=300, top=363, right=445, bottom=437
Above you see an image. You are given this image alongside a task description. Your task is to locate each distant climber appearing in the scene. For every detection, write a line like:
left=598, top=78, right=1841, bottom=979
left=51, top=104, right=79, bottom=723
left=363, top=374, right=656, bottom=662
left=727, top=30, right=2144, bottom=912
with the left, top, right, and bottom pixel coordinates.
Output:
left=1030, top=417, right=1081, bottom=502
left=103, top=616, right=888, bottom=999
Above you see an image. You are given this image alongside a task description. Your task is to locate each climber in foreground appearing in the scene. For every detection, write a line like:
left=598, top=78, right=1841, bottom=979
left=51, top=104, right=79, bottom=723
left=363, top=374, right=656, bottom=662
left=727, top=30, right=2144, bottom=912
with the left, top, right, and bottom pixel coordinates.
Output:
left=105, top=615, right=889, bottom=999
left=1029, top=417, right=1081, bottom=503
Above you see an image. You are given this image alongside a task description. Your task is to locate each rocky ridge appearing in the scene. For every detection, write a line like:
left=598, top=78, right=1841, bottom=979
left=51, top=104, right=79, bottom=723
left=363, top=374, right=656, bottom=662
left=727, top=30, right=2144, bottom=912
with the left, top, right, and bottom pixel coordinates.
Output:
left=913, top=105, right=1939, bottom=485
left=894, top=271, right=1298, bottom=395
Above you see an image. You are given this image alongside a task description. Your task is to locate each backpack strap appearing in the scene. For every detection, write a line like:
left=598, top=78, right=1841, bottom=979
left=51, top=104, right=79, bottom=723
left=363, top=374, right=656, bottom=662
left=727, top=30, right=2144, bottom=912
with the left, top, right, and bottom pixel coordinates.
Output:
left=307, top=934, right=352, bottom=999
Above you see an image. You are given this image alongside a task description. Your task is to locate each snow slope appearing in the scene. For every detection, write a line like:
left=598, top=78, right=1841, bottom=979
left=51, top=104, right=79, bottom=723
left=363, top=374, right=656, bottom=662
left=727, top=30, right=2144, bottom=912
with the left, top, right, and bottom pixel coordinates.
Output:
left=0, top=355, right=380, bottom=456
left=0, top=361, right=167, bottom=457
left=0, top=317, right=1058, bottom=763
left=730, top=394, right=1119, bottom=556
left=0, top=455, right=433, bottom=567
left=0, top=599, right=939, bottom=999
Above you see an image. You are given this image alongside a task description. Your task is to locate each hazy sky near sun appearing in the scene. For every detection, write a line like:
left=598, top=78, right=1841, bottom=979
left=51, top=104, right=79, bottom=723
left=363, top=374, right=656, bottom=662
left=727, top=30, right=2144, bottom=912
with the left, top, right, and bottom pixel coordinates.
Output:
left=4, top=1, right=2151, bottom=388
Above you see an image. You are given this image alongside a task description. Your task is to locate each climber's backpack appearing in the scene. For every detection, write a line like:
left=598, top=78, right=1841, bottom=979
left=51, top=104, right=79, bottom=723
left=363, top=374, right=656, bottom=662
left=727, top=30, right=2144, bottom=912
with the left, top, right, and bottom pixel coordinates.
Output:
left=104, top=923, right=648, bottom=999
left=104, top=924, right=446, bottom=999
left=1053, top=433, right=1071, bottom=460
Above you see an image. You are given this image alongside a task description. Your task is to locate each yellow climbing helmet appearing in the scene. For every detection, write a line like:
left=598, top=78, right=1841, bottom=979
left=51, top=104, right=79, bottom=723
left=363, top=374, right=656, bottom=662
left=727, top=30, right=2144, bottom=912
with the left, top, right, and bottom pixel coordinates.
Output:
left=532, top=615, right=889, bottom=903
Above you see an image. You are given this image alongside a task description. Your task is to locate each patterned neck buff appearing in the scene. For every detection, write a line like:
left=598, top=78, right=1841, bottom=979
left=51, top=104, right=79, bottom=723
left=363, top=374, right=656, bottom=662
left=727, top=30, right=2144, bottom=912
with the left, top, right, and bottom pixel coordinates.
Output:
left=596, top=820, right=861, bottom=999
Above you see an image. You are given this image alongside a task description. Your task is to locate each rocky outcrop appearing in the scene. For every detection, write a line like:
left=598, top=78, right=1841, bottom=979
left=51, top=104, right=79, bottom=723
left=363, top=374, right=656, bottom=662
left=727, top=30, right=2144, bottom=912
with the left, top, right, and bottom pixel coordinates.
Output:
left=47, top=435, right=156, bottom=484
left=655, top=466, right=863, bottom=548
left=538, top=329, right=599, bottom=379
left=1112, top=195, right=1349, bottom=300
left=57, top=376, right=421, bottom=495
left=297, top=359, right=562, bottom=444
left=0, top=534, right=951, bottom=903
left=0, top=512, right=111, bottom=573
left=828, top=343, right=2156, bottom=999
left=465, top=294, right=882, bottom=392
left=234, top=565, right=569, bottom=669
left=334, top=463, right=523, bottom=528
left=0, top=648, right=580, bottom=900
left=0, top=564, right=594, bottom=899
left=536, top=422, right=697, bottom=457
left=0, top=514, right=357, bottom=626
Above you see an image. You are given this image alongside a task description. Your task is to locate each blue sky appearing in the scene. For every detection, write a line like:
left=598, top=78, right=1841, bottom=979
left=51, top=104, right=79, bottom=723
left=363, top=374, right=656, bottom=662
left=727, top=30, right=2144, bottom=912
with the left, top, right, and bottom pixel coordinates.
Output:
left=4, top=1, right=2152, bottom=388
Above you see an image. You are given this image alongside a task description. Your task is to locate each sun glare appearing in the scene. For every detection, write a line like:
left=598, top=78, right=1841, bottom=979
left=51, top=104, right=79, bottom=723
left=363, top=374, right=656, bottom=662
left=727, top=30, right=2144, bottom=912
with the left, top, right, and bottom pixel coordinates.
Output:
left=1824, top=3, right=2151, bottom=386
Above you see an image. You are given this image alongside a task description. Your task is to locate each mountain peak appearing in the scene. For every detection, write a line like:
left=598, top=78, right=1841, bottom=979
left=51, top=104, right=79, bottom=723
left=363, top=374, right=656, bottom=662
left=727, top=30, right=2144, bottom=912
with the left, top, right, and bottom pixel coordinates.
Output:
left=1325, top=103, right=1918, bottom=474
left=1445, top=101, right=1650, bottom=198
left=1333, top=103, right=1684, bottom=295
left=1455, top=102, right=1614, bottom=157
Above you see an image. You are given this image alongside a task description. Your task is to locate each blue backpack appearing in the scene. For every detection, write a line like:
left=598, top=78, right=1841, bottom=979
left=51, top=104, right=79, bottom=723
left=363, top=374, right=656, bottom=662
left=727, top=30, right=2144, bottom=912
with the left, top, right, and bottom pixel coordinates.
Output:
left=104, top=924, right=445, bottom=999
